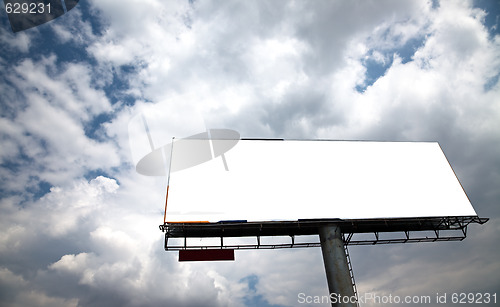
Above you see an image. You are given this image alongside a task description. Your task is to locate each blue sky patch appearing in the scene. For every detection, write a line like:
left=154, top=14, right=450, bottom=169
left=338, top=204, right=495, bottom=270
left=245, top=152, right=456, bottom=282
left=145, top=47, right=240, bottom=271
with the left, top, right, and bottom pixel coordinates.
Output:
left=473, top=0, right=500, bottom=37
left=240, top=275, right=288, bottom=307
left=356, top=36, right=427, bottom=92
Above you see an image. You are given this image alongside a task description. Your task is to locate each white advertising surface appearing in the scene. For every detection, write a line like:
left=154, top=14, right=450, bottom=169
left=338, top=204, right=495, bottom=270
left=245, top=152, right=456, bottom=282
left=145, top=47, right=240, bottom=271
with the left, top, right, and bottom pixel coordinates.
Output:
left=166, top=140, right=476, bottom=222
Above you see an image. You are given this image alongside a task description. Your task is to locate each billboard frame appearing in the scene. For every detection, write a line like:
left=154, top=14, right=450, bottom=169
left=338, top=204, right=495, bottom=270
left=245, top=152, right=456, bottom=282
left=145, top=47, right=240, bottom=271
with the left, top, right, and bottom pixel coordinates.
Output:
left=160, top=215, right=487, bottom=250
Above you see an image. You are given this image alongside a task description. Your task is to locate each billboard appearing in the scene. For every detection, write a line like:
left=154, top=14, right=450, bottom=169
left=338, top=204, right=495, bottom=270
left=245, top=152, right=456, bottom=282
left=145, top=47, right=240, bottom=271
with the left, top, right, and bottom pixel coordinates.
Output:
left=165, top=140, right=477, bottom=222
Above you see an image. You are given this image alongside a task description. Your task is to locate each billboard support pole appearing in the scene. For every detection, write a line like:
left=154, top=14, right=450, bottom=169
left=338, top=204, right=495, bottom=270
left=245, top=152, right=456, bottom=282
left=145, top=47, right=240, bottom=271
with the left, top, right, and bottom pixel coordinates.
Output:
left=319, top=224, right=357, bottom=307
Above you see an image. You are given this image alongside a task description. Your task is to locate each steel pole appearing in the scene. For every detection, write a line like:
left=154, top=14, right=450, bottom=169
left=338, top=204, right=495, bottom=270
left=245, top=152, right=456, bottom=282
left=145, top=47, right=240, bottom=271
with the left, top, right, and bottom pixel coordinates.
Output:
left=319, top=224, right=357, bottom=307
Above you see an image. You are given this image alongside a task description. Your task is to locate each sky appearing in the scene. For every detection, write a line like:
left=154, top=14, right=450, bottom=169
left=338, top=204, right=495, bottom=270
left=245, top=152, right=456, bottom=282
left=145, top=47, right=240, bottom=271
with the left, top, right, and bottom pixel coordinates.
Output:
left=0, top=0, right=499, bottom=306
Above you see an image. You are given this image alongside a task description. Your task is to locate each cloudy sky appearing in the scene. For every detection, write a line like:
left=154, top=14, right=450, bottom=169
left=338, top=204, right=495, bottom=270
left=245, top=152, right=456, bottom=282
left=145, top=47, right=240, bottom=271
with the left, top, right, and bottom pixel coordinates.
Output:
left=0, top=0, right=499, bottom=306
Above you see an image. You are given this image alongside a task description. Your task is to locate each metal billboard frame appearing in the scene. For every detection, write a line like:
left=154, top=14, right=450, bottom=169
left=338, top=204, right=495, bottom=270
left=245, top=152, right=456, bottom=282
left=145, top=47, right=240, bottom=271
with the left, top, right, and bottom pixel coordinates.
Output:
left=159, top=216, right=488, bottom=250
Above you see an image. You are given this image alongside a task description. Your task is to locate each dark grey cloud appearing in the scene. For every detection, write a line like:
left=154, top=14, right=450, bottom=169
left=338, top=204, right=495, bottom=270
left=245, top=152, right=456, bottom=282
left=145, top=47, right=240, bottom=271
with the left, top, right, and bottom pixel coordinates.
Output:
left=259, top=85, right=345, bottom=138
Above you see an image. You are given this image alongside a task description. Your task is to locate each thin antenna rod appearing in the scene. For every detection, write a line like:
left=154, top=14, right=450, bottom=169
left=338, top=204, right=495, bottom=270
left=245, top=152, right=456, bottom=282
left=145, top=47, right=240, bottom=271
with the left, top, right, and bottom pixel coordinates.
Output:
left=163, top=137, right=175, bottom=224
left=207, top=128, right=229, bottom=171
left=141, top=113, right=155, bottom=151
left=221, top=153, right=229, bottom=171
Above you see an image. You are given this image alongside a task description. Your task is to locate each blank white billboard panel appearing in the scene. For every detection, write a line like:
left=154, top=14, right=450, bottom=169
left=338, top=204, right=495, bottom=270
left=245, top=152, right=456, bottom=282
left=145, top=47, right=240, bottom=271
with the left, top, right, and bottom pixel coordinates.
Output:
left=166, top=140, right=476, bottom=222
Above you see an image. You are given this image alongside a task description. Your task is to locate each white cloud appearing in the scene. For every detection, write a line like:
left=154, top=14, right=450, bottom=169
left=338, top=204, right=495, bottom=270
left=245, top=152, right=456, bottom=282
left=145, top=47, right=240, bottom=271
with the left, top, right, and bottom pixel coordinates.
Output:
left=36, top=176, right=118, bottom=237
left=0, top=177, right=118, bottom=253
left=49, top=253, right=91, bottom=273
left=0, top=28, right=32, bottom=53
left=11, top=57, right=112, bottom=120
left=0, top=56, right=120, bottom=190
left=51, top=8, right=96, bottom=45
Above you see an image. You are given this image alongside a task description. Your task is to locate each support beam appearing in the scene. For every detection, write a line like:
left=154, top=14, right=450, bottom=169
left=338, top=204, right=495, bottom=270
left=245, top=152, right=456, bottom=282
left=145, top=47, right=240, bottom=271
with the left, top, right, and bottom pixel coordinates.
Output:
left=319, top=224, right=357, bottom=307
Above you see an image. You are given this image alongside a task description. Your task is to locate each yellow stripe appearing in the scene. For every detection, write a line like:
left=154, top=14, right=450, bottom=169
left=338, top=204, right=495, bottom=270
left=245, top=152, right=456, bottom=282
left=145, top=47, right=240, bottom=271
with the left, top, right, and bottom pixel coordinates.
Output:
left=167, top=221, right=210, bottom=224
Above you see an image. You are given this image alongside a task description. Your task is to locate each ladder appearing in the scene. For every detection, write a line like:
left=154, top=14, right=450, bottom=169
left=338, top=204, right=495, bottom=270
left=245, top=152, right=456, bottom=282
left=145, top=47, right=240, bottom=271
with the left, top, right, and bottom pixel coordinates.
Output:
left=344, top=243, right=359, bottom=306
